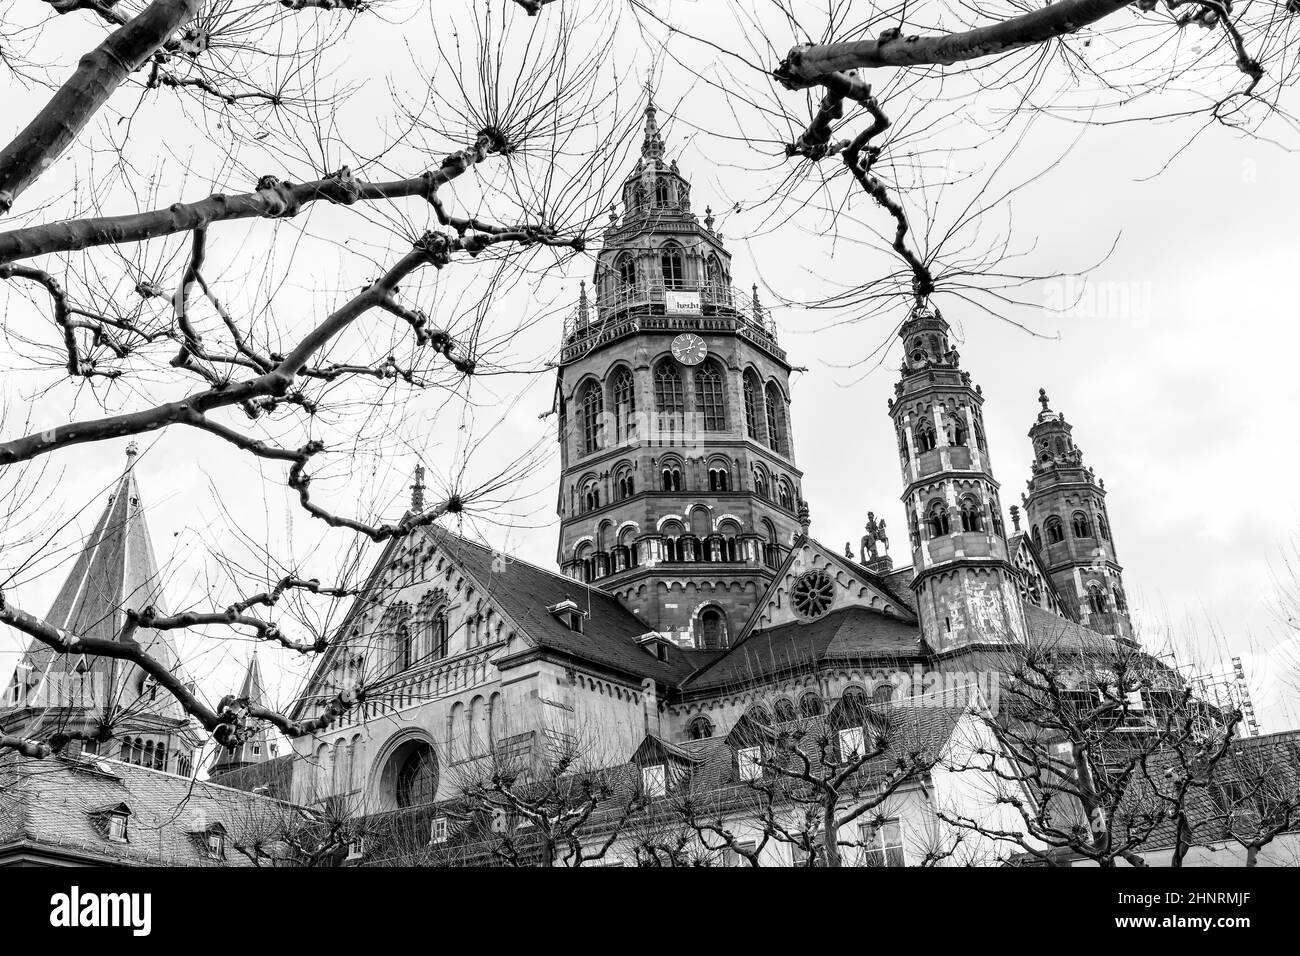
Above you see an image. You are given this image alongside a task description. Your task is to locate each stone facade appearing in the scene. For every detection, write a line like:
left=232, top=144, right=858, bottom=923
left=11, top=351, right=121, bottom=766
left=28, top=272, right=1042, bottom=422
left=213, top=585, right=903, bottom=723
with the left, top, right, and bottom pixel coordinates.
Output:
left=554, top=96, right=804, bottom=649
left=1021, top=389, right=1133, bottom=639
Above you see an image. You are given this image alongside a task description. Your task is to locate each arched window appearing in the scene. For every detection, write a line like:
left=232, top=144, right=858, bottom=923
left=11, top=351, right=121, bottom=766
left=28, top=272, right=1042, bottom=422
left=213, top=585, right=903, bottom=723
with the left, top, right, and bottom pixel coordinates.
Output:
left=350, top=735, right=365, bottom=793
left=950, top=415, right=968, bottom=446
left=699, top=608, right=726, bottom=650
left=1098, top=513, right=1111, bottom=541
left=397, top=622, right=414, bottom=670
left=975, top=419, right=987, bottom=452
left=743, top=370, right=762, bottom=440
left=872, top=684, right=895, bottom=706
left=708, top=463, right=730, bottom=491
left=1032, top=525, right=1042, bottom=549
left=1072, top=511, right=1093, bottom=539
left=752, top=464, right=769, bottom=499
left=423, top=607, right=448, bottom=660
left=773, top=698, right=796, bottom=722
left=582, top=478, right=600, bottom=513
left=959, top=498, right=983, bottom=533
left=660, top=459, right=682, bottom=492
left=1087, top=586, right=1109, bottom=615
left=764, top=382, right=786, bottom=454
left=610, top=366, right=636, bottom=443
left=1113, top=586, right=1128, bottom=612
left=915, top=418, right=937, bottom=454
left=927, top=501, right=951, bottom=538
left=617, top=254, right=637, bottom=290
left=395, top=743, right=437, bottom=808
left=718, top=520, right=741, bottom=562
left=578, top=380, right=603, bottom=455
left=332, top=737, right=350, bottom=794
left=616, top=469, right=635, bottom=501
left=654, top=362, right=684, bottom=418
left=660, top=242, right=685, bottom=288
left=689, top=716, right=715, bottom=740
left=1045, top=516, right=1065, bottom=544
left=778, top=479, right=794, bottom=510
left=575, top=542, right=596, bottom=581
left=1054, top=437, right=1067, bottom=456
left=799, top=692, right=824, bottom=717
left=694, top=359, right=727, bottom=431
left=655, top=178, right=671, bottom=207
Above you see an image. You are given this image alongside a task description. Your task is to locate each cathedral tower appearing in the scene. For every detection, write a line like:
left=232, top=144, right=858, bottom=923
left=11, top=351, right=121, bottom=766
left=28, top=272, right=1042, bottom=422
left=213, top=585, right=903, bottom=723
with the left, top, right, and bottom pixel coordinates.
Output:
left=1, top=444, right=202, bottom=773
left=208, top=651, right=275, bottom=779
left=889, top=306, right=1026, bottom=654
left=555, top=92, right=804, bottom=649
left=1021, top=389, right=1133, bottom=639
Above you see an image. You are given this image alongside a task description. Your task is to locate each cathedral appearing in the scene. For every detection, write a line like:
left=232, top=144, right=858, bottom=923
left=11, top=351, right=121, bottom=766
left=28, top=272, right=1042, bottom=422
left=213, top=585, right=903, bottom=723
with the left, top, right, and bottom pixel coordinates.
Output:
left=1, top=94, right=1139, bottom=826
left=269, top=94, right=1138, bottom=814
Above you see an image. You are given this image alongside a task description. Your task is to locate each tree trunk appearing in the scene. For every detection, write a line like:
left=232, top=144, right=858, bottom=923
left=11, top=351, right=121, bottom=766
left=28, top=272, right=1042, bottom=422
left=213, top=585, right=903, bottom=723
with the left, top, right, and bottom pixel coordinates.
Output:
left=822, top=808, right=841, bottom=867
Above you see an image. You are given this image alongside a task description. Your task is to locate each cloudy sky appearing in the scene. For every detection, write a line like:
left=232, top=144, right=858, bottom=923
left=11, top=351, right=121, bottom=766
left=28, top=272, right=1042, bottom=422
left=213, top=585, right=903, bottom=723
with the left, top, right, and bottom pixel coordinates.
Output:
left=2, top=0, right=1298, bottom=734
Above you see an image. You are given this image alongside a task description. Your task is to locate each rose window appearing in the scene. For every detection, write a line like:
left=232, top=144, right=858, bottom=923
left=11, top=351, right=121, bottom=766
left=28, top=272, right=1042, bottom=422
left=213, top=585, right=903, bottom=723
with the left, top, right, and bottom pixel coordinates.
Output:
left=791, top=569, right=835, bottom=619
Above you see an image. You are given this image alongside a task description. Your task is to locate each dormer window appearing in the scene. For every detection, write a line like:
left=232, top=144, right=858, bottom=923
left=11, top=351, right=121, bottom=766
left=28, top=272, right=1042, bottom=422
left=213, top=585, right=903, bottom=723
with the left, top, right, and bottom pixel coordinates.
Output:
left=346, top=838, right=366, bottom=861
left=430, top=817, right=448, bottom=845
left=546, top=599, right=585, bottom=633
left=89, top=803, right=131, bottom=843
left=737, top=746, right=762, bottom=781
left=108, top=813, right=128, bottom=842
left=636, top=632, right=672, bottom=661
left=641, top=763, right=667, bottom=797
left=839, top=726, right=865, bottom=761
left=206, top=829, right=226, bottom=860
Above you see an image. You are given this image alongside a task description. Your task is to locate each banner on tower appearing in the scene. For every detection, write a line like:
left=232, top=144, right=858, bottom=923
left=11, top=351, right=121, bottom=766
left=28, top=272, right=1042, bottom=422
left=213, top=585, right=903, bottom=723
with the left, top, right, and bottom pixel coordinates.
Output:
left=666, top=290, right=701, bottom=315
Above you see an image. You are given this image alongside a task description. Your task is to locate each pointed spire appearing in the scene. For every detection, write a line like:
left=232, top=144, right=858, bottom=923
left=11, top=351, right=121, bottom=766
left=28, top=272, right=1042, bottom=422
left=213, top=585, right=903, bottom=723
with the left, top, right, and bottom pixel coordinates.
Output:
left=1, top=451, right=197, bottom=747
left=410, top=464, right=426, bottom=512
left=641, top=79, right=665, bottom=161
left=210, top=651, right=273, bottom=778
left=577, top=280, right=589, bottom=324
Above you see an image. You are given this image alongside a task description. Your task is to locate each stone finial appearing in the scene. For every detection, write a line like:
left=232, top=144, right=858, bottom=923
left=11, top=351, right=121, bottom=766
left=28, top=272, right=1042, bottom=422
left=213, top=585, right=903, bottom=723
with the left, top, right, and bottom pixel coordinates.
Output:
left=577, top=280, right=589, bottom=324
left=797, top=499, right=811, bottom=534
left=1010, top=505, right=1021, bottom=532
left=410, top=464, right=426, bottom=512
left=1038, top=387, right=1050, bottom=412
left=844, top=542, right=853, bottom=559
left=704, top=205, right=715, bottom=231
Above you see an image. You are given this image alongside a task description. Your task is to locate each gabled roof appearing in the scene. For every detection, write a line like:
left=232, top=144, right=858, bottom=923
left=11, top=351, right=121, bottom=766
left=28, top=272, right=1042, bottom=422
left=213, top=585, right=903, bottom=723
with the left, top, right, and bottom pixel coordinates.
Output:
left=421, top=526, right=701, bottom=682
left=683, top=605, right=924, bottom=692
left=2, top=449, right=196, bottom=738
left=0, top=753, right=290, bottom=866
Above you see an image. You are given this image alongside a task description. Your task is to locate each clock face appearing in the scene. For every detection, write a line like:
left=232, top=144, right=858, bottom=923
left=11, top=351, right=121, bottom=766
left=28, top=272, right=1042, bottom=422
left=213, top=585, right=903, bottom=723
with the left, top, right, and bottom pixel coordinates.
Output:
left=671, top=333, right=707, bottom=366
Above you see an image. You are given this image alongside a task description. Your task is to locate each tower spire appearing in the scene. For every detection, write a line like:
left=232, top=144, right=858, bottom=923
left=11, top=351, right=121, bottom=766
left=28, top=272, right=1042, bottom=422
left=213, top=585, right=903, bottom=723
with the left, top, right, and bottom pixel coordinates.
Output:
left=410, top=464, right=426, bottom=513
left=641, top=80, right=665, bottom=161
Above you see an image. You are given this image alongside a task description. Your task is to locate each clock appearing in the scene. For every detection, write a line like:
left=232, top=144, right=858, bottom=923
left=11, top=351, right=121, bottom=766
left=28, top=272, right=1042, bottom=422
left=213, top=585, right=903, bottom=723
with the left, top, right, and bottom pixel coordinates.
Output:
left=671, top=333, right=707, bottom=366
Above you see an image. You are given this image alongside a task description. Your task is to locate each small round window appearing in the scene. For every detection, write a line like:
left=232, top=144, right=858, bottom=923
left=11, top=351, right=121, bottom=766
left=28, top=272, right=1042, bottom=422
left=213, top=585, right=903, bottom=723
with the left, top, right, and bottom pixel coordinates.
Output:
left=791, top=569, right=835, bottom=619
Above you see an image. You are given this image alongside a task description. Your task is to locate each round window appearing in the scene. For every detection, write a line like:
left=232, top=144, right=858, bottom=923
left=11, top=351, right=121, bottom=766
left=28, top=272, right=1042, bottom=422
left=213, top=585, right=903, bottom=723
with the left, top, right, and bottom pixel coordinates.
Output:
left=791, top=569, right=835, bottom=619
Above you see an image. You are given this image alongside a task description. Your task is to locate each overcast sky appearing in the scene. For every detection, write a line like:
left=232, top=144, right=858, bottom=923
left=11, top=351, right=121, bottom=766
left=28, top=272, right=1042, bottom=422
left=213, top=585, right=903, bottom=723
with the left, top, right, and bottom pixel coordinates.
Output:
left=2, top=1, right=1298, bottom=738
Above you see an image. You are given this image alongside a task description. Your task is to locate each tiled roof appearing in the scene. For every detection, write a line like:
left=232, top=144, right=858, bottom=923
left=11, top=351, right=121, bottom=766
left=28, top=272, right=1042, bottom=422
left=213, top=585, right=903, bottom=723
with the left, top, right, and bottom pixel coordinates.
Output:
left=423, top=526, right=700, bottom=683
left=2, top=459, right=196, bottom=736
left=683, top=605, right=924, bottom=691
left=1115, top=730, right=1300, bottom=852
left=1022, top=603, right=1122, bottom=654
left=208, top=753, right=295, bottom=801
left=0, top=753, right=292, bottom=865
